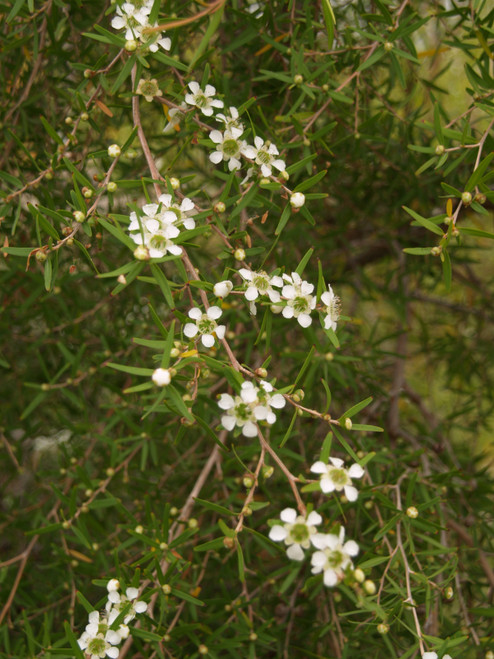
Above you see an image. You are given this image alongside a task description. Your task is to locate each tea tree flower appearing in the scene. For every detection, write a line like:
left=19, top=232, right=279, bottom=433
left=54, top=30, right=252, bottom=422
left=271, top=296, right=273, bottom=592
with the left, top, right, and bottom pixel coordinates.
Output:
left=215, top=106, right=244, bottom=132
left=423, top=654, right=453, bottom=659
left=311, top=527, right=359, bottom=587
left=184, top=306, right=226, bottom=348
left=163, top=103, right=187, bottom=135
left=281, top=272, right=316, bottom=328
left=218, top=379, right=285, bottom=437
left=106, top=585, right=148, bottom=624
left=320, top=284, right=341, bottom=332
left=290, top=192, right=305, bottom=208
left=136, top=77, right=162, bottom=102
left=214, top=280, right=233, bottom=298
left=239, top=269, right=283, bottom=304
left=209, top=127, right=245, bottom=171
left=185, top=81, right=224, bottom=116
left=242, top=136, right=286, bottom=177
left=157, top=193, right=196, bottom=230
left=310, top=457, right=364, bottom=501
left=152, top=368, right=171, bottom=387
left=77, top=611, right=121, bottom=658
left=269, top=508, right=322, bottom=560
left=111, top=1, right=171, bottom=52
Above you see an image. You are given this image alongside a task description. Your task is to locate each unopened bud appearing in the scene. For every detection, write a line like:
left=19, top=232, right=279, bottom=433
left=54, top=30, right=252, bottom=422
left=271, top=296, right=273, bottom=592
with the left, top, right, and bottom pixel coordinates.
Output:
left=198, top=645, right=208, bottom=655
left=294, top=74, right=304, bottom=85
left=344, top=418, right=353, bottom=430
left=125, top=39, right=138, bottom=52
left=73, top=210, right=85, bottom=223
left=213, top=280, right=233, bottom=298
left=188, top=518, right=198, bottom=529
left=384, top=41, right=394, bottom=51
left=214, top=201, right=226, bottom=213
left=169, top=177, right=180, bottom=189
left=354, top=568, right=365, bottom=583
left=364, top=580, right=376, bottom=595
left=406, top=506, right=419, bottom=518
left=35, top=251, right=47, bottom=262
left=243, top=476, right=254, bottom=488
left=262, top=465, right=274, bottom=479
left=162, top=583, right=172, bottom=594
left=461, top=191, right=472, bottom=205
left=134, top=245, right=150, bottom=260
left=377, top=623, right=389, bottom=634
left=249, top=632, right=258, bottom=641
left=435, top=144, right=445, bottom=155
left=152, top=368, right=172, bottom=387
left=234, top=248, right=245, bottom=261
left=255, top=367, right=268, bottom=378
left=135, top=525, right=144, bottom=534
left=108, top=144, right=121, bottom=158
left=290, top=192, right=305, bottom=208
left=223, top=536, right=235, bottom=549
left=107, top=181, right=117, bottom=192
left=431, top=246, right=442, bottom=256
left=444, top=586, right=453, bottom=600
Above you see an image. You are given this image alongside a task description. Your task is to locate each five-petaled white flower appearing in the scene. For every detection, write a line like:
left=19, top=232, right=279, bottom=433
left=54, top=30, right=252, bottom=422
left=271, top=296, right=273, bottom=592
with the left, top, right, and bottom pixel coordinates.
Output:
left=281, top=272, right=316, bottom=328
left=215, top=106, right=244, bottom=132
left=242, top=136, right=286, bottom=177
left=269, top=508, right=322, bottom=561
left=218, top=379, right=285, bottom=437
left=310, top=527, right=359, bottom=587
left=185, top=81, right=224, bottom=116
left=77, top=610, right=121, bottom=659
left=111, top=1, right=171, bottom=52
left=184, top=306, right=226, bottom=348
left=320, top=284, right=341, bottom=332
left=239, top=269, right=283, bottom=310
left=209, top=127, right=245, bottom=171
left=106, top=586, right=148, bottom=624
left=310, top=457, right=364, bottom=501
left=157, top=193, right=196, bottom=230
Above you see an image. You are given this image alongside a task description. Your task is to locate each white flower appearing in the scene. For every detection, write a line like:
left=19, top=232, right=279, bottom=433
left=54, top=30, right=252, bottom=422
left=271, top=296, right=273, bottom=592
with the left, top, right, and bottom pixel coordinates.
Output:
left=290, top=192, right=305, bottom=208
left=241, top=136, right=286, bottom=177
left=77, top=611, right=121, bottom=659
left=310, top=527, right=359, bottom=587
left=281, top=272, right=316, bottom=328
left=111, top=1, right=171, bottom=52
left=128, top=203, right=184, bottom=258
left=107, top=579, right=120, bottom=593
left=310, top=457, right=364, bottom=502
left=157, top=193, right=196, bottom=230
left=218, top=379, right=285, bottom=437
left=183, top=306, right=226, bottom=348
left=269, top=508, right=322, bottom=561
left=209, top=127, right=245, bottom=171
left=106, top=586, right=148, bottom=624
left=185, top=81, right=224, bottom=116
left=320, top=285, right=341, bottom=332
left=163, top=103, right=187, bottom=135
left=238, top=269, right=283, bottom=308
left=215, top=106, right=244, bottom=132
left=108, top=144, right=121, bottom=158
left=152, top=368, right=171, bottom=386
left=213, top=280, right=233, bottom=298
left=422, top=654, right=452, bottom=659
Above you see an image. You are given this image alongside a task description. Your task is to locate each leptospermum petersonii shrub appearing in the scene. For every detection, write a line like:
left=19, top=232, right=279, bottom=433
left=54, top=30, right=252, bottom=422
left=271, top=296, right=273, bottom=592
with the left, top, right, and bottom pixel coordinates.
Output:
left=1, top=1, right=493, bottom=658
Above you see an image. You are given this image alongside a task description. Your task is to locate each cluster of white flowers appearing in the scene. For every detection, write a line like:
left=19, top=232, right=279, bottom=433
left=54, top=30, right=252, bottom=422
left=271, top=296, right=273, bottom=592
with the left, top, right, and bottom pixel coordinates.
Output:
left=78, top=579, right=147, bottom=659
left=184, top=306, right=226, bottom=348
left=423, top=653, right=453, bottom=659
left=238, top=268, right=283, bottom=314
left=128, top=193, right=195, bottom=258
left=111, top=1, right=171, bottom=52
left=310, top=456, right=364, bottom=501
left=218, top=379, right=286, bottom=437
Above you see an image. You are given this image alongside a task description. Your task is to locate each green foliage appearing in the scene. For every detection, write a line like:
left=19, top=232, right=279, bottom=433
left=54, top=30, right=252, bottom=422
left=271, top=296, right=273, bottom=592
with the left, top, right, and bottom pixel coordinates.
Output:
left=1, top=1, right=493, bottom=658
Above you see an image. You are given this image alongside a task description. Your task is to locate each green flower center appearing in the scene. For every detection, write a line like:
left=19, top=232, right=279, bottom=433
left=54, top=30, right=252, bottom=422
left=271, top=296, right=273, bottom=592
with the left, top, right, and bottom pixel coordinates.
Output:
left=195, top=94, right=209, bottom=108
left=140, top=81, right=157, bottom=96
left=149, top=234, right=168, bottom=250
left=257, top=149, right=272, bottom=165
left=88, top=636, right=106, bottom=655
left=327, top=549, right=344, bottom=568
left=293, top=296, right=310, bottom=313
left=223, top=138, right=240, bottom=157
left=290, top=522, right=310, bottom=543
left=235, top=402, right=252, bottom=421
left=329, top=468, right=349, bottom=487
left=198, top=317, right=216, bottom=335
left=253, top=273, right=269, bottom=292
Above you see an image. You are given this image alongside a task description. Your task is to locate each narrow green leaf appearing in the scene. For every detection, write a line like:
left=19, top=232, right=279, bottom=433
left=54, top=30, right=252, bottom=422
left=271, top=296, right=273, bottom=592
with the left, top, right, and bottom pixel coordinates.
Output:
left=170, top=588, right=204, bottom=606
left=340, top=396, right=373, bottom=420
left=111, top=55, right=136, bottom=95
left=321, top=0, right=336, bottom=48
left=194, top=498, right=234, bottom=516
left=294, top=170, right=327, bottom=193
left=107, top=363, right=154, bottom=376
left=403, top=247, right=433, bottom=255
left=275, top=204, right=291, bottom=236
left=64, top=621, right=85, bottom=659
left=403, top=206, right=444, bottom=236
left=279, top=409, right=298, bottom=448
left=237, top=541, right=245, bottom=582
left=150, top=263, right=174, bottom=307
left=442, top=249, right=452, bottom=291
left=188, top=3, right=225, bottom=69
left=464, top=152, right=494, bottom=192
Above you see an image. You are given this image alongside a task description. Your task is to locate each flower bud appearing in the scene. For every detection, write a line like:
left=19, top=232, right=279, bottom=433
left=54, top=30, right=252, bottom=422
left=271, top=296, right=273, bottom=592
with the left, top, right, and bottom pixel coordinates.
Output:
left=170, top=177, right=180, bottom=189
left=234, top=248, right=246, bottom=261
left=170, top=506, right=178, bottom=516
left=198, top=645, right=209, bottom=655
left=188, top=518, right=198, bottom=528
left=255, top=367, right=268, bottom=378
left=475, top=192, right=486, bottom=205
left=134, top=245, right=150, bottom=260
left=485, top=651, right=494, bottom=659
left=435, top=144, right=445, bottom=155
left=243, top=476, right=254, bottom=488
left=377, top=623, right=389, bottom=634
left=431, top=246, right=442, bottom=256
left=80, top=112, right=89, bottom=121
left=73, top=210, right=85, bottom=223
left=82, top=187, right=93, bottom=199
left=242, top=505, right=252, bottom=516
left=249, top=632, right=258, bottom=641
left=406, top=506, right=419, bottom=518
left=444, top=586, right=453, bottom=599
left=162, top=583, right=172, bottom=594
left=280, top=170, right=289, bottom=181
left=214, top=280, right=233, bottom=298
left=223, top=536, right=235, bottom=549
left=290, top=192, right=305, bottom=208
left=294, top=74, right=304, bottom=85
left=35, top=250, right=47, bottom=262
left=135, top=525, right=144, bottom=534
left=345, top=418, right=353, bottom=430
left=152, top=368, right=172, bottom=387
left=214, top=201, right=226, bottom=213
left=364, top=580, right=376, bottom=595
left=384, top=41, right=394, bottom=51
left=461, top=191, right=472, bottom=205
left=125, top=39, right=138, bottom=51
left=262, top=465, right=274, bottom=479
left=107, top=181, right=117, bottom=192
left=354, top=568, right=365, bottom=583
left=108, top=143, right=121, bottom=158
left=65, top=117, right=73, bottom=126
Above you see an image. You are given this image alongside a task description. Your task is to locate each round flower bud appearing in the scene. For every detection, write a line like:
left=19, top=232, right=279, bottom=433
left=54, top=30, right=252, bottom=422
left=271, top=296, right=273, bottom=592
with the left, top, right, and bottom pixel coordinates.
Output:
left=485, top=651, right=494, bottom=659
left=223, top=536, right=235, bottom=549
left=444, top=586, right=454, bottom=599
left=213, top=280, right=233, bottom=298
left=461, top=191, right=472, bottom=205
left=406, top=506, right=419, bottom=518
left=384, top=42, right=394, bottom=51
left=198, top=645, right=208, bottom=655
left=435, top=144, right=445, bottom=155
left=117, top=274, right=127, bottom=285
left=262, top=465, right=274, bottom=479
left=83, top=69, right=93, bottom=78
left=152, top=368, right=172, bottom=387
left=169, top=177, right=180, bottom=189
left=125, top=39, right=138, bottom=51
left=243, top=476, right=254, bottom=488
left=259, top=178, right=270, bottom=186
left=188, top=518, right=198, bottom=529
left=294, top=74, right=304, bottom=85
left=214, top=201, right=226, bottom=213
left=163, top=634, right=171, bottom=642
left=345, top=418, right=353, bottom=430
left=135, top=525, right=144, bottom=534
left=62, top=520, right=71, bottom=529
left=364, top=580, right=376, bottom=595
left=242, top=505, right=252, bottom=517
left=65, top=117, right=73, bottom=126
left=80, top=112, right=89, bottom=121
left=431, top=246, right=442, bottom=256
left=162, top=583, right=172, bottom=594
left=73, top=210, right=85, bottom=223
left=322, top=83, right=329, bottom=91
left=249, top=632, right=258, bottom=641
left=377, top=623, right=389, bottom=634
left=290, top=192, right=306, bottom=208
left=134, top=245, right=150, bottom=261
left=255, top=367, right=268, bottom=378
left=108, top=143, right=121, bottom=158
left=82, top=187, right=93, bottom=199
left=45, top=170, right=53, bottom=180
left=234, top=248, right=246, bottom=261
left=354, top=568, right=365, bottom=583
left=106, top=467, right=115, bottom=477
left=280, top=170, right=289, bottom=181
left=170, top=506, right=178, bottom=516
left=475, top=192, right=486, bottom=205
left=107, top=181, right=117, bottom=192
left=36, top=250, right=47, bottom=262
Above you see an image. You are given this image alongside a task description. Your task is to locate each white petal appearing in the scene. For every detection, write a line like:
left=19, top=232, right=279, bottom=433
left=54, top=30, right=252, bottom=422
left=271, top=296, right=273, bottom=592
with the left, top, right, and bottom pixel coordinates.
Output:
left=311, top=550, right=327, bottom=568
left=188, top=81, right=200, bottom=94
left=209, top=129, right=223, bottom=144
left=126, top=587, right=138, bottom=600
left=180, top=198, right=194, bottom=212
left=269, top=525, right=288, bottom=542
left=253, top=405, right=268, bottom=420
left=244, top=286, right=259, bottom=301
left=201, top=334, right=215, bottom=348
left=280, top=508, right=297, bottom=523
left=204, top=84, right=216, bottom=97
left=310, top=461, right=327, bottom=474
left=210, top=151, right=223, bottom=164
left=183, top=323, right=198, bottom=338
left=311, top=533, right=329, bottom=550
left=349, top=464, right=365, bottom=479
left=168, top=244, right=182, bottom=256
left=241, top=145, right=256, bottom=159
left=282, top=285, right=295, bottom=299
left=222, top=415, right=236, bottom=431
left=218, top=394, right=234, bottom=410
left=106, top=630, right=121, bottom=645
left=344, top=540, right=359, bottom=557
left=286, top=544, right=305, bottom=561
left=270, top=275, right=283, bottom=288
left=298, top=313, right=312, bottom=328
left=111, top=17, right=126, bottom=29
left=267, top=289, right=281, bottom=303
left=215, top=325, right=226, bottom=340
left=265, top=411, right=276, bottom=424
left=323, top=569, right=338, bottom=587
left=329, top=457, right=344, bottom=468
left=107, top=648, right=120, bottom=659
left=142, top=203, right=158, bottom=216
left=260, top=164, right=272, bottom=177
left=272, top=158, right=286, bottom=171
left=238, top=268, right=252, bottom=281
left=134, top=600, right=147, bottom=613
left=307, top=511, right=322, bottom=526
left=320, top=477, right=336, bottom=494
left=207, top=305, right=222, bottom=320
left=188, top=307, right=202, bottom=320
left=282, top=306, right=294, bottom=319
left=269, top=394, right=285, bottom=409
left=254, top=136, right=264, bottom=149
left=158, top=193, right=172, bottom=206
left=344, top=485, right=359, bottom=502
left=242, top=421, right=258, bottom=437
